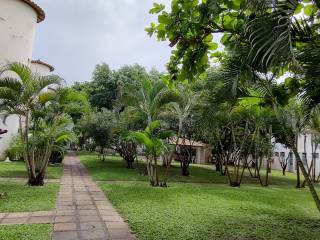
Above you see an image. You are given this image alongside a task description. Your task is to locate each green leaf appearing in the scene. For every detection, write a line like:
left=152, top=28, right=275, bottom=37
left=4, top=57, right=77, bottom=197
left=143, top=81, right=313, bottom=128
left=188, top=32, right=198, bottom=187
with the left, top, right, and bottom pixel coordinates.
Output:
left=200, top=54, right=209, bottom=66
left=158, top=15, right=170, bottom=24
left=304, top=4, right=314, bottom=16
left=220, top=33, right=231, bottom=44
left=294, top=3, right=304, bottom=14
left=149, top=3, right=165, bottom=14
left=208, top=42, right=218, bottom=51
left=145, top=23, right=156, bottom=37
left=204, top=34, right=213, bottom=43
left=223, top=15, right=237, bottom=30
left=227, top=0, right=242, bottom=10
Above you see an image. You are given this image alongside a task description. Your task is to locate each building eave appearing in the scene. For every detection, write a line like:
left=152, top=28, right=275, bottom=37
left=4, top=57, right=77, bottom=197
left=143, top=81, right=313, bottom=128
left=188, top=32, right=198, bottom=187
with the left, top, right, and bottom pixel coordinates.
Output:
left=21, top=0, right=45, bottom=23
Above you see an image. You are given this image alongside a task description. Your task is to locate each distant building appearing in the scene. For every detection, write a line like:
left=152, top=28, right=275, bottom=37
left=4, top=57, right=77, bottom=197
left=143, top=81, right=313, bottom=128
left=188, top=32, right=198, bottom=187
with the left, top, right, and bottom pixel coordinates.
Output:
left=31, top=59, right=55, bottom=75
left=169, top=137, right=212, bottom=164
left=0, top=0, right=53, bottom=158
left=271, top=134, right=320, bottom=177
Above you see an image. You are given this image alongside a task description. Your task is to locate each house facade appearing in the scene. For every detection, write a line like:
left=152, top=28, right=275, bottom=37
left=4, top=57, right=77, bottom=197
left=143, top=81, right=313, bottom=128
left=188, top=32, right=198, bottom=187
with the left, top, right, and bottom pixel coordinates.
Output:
left=271, top=134, right=320, bottom=178
left=169, top=137, right=212, bottom=165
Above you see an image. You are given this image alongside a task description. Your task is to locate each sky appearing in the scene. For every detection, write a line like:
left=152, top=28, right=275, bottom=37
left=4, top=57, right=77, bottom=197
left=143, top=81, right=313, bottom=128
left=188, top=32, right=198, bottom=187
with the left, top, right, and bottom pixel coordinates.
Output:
left=33, top=0, right=172, bottom=85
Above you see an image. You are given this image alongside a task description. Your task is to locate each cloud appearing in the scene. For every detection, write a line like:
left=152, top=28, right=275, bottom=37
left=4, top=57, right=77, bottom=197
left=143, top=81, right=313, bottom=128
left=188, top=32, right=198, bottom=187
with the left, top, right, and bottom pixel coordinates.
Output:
left=33, top=0, right=171, bottom=84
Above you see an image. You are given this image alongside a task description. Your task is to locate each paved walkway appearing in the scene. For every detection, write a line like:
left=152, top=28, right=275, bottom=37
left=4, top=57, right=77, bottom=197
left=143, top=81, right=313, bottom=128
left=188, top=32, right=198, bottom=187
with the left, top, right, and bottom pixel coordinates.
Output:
left=0, top=211, right=56, bottom=225
left=0, top=177, right=60, bottom=183
left=52, top=153, right=136, bottom=240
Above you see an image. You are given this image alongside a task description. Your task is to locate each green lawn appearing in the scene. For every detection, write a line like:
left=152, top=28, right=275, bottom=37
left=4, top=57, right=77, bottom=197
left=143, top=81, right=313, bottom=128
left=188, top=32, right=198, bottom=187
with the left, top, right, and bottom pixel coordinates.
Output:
left=0, top=224, right=52, bottom=240
left=78, top=152, right=304, bottom=186
left=101, top=182, right=320, bottom=240
left=0, top=161, right=63, bottom=179
left=0, top=181, right=59, bottom=212
left=79, top=153, right=320, bottom=240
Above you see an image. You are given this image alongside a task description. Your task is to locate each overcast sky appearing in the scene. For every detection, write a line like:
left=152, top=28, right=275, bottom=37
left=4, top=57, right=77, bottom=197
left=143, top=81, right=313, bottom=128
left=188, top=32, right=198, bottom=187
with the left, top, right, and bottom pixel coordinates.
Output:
left=33, top=0, right=172, bottom=85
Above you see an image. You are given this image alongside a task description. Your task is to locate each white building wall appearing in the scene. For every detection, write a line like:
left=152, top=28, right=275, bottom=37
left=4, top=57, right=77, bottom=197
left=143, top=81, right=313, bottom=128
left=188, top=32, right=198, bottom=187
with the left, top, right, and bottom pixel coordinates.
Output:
left=0, top=0, right=38, bottom=66
left=0, top=0, right=39, bottom=158
left=30, top=62, right=52, bottom=76
left=272, top=134, right=320, bottom=177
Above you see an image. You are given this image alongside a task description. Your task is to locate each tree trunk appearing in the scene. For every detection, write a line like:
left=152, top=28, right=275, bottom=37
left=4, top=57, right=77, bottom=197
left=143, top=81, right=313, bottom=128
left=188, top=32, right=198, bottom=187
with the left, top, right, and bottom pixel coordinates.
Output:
left=126, top=159, right=134, bottom=169
left=292, top=147, right=320, bottom=212
left=28, top=174, right=45, bottom=186
left=296, top=160, right=301, bottom=188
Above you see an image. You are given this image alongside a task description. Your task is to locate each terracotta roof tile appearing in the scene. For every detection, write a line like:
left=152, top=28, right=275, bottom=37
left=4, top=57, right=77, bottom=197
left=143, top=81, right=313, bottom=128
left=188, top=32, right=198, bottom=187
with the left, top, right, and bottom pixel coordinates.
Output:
left=169, top=137, right=208, bottom=147
left=21, top=0, right=45, bottom=23
left=31, top=59, right=54, bottom=72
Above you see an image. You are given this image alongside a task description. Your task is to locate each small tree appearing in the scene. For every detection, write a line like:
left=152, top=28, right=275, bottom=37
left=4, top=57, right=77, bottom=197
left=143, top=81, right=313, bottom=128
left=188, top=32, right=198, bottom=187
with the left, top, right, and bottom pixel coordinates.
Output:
left=130, top=120, right=172, bottom=187
left=78, top=109, right=114, bottom=161
left=0, top=62, right=64, bottom=185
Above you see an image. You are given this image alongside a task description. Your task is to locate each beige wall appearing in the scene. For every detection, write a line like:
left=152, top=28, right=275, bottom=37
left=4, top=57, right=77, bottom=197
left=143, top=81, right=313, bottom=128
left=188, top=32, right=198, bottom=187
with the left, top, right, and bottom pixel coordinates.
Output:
left=30, top=62, right=52, bottom=76
left=0, top=0, right=39, bottom=158
left=196, top=147, right=211, bottom=164
left=0, top=0, right=38, bottom=66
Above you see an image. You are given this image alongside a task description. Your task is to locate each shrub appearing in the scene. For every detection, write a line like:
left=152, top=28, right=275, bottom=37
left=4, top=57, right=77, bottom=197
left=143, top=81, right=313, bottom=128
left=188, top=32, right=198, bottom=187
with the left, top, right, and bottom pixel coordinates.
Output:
left=5, top=136, right=24, bottom=161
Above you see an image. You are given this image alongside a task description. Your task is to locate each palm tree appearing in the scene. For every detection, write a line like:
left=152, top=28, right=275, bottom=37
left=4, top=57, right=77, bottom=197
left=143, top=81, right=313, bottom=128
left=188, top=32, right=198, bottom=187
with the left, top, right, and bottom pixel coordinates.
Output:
left=130, top=120, right=172, bottom=187
left=161, top=84, right=199, bottom=178
left=0, top=62, right=62, bottom=185
left=121, top=77, right=180, bottom=126
left=31, top=114, right=75, bottom=183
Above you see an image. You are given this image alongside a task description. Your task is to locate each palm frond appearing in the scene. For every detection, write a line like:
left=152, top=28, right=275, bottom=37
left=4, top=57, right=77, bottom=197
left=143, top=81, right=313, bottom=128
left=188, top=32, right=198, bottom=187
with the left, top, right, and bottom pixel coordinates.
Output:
left=130, top=132, right=153, bottom=149
left=0, top=77, right=23, bottom=93
left=0, top=88, right=19, bottom=102
left=2, top=62, right=32, bottom=86
left=37, top=75, right=62, bottom=91
left=38, top=91, right=57, bottom=105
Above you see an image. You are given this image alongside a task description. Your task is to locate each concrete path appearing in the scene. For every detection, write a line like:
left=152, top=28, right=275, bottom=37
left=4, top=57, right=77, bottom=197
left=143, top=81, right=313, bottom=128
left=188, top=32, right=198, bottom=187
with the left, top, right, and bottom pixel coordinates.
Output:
left=52, top=153, right=136, bottom=240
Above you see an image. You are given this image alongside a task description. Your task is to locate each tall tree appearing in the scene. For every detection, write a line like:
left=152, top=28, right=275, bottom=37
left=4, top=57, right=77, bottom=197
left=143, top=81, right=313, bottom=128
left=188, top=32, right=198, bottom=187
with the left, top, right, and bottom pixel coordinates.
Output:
left=121, top=77, right=180, bottom=126
left=148, top=0, right=320, bottom=211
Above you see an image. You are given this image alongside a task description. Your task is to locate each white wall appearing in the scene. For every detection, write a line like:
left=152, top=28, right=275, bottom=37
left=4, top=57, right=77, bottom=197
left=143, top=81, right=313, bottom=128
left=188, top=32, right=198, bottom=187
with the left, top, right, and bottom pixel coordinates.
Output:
left=0, top=0, right=39, bottom=158
left=272, top=134, right=320, bottom=177
left=0, top=0, right=38, bottom=66
left=30, top=62, right=52, bottom=76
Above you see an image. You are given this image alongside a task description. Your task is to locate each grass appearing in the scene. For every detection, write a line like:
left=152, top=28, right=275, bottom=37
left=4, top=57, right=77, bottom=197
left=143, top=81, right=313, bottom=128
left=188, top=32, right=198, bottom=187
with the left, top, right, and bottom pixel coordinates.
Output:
left=0, top=181, right=59, bottom=212
left=0, top=161, right=63, bottom=179
left=0, top=224, right=52, bottom=240
left=101, top=182, right=320, bottom=240
left=78, top=152, right=305, bottom=186
left=79, top=152, right=320, bottom=240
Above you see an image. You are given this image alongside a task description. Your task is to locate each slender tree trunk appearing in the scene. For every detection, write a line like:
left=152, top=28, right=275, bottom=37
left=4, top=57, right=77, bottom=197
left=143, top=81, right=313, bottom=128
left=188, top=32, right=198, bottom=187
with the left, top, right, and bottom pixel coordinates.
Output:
left=296, top=160, right=301, bottom=188
left=265, top=159, right=270, bottom=186
left=154, top=156, right=159, bottom=186
left=292, top=147, right=320, bottom=212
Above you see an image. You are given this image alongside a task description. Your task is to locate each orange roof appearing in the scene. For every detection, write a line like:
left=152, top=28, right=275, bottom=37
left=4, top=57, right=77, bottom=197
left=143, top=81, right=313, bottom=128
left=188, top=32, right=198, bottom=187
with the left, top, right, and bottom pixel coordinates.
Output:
left=169, top=137, right=208, bottom=147
left=31, top=59, right=54, bottom=72
left=21, top=0, right=45, bottom=23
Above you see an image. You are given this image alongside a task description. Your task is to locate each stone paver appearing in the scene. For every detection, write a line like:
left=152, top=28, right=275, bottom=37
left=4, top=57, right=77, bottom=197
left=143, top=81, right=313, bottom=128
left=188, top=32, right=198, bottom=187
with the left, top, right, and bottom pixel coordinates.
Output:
left=53, top=153, right=136, bottom=240
left=0, top=177, right=60, bottom=183
left=0, top=211, right=56, bottom=225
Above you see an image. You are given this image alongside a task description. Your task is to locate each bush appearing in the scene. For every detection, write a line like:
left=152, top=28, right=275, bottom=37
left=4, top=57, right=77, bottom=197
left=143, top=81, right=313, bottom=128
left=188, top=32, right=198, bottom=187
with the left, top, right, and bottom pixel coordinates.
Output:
left=5, top=136, right=23, bottom=161
left=49, top=150, right=64, bottom=164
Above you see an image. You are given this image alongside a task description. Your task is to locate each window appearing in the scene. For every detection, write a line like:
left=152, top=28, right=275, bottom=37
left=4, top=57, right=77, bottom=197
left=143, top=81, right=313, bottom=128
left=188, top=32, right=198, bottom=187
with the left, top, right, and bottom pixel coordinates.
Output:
left=313, top=153, right=319, bottom=159
left=274, top=152, right=279, bottom=157
left=280, top=152, right=285, bottom=158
